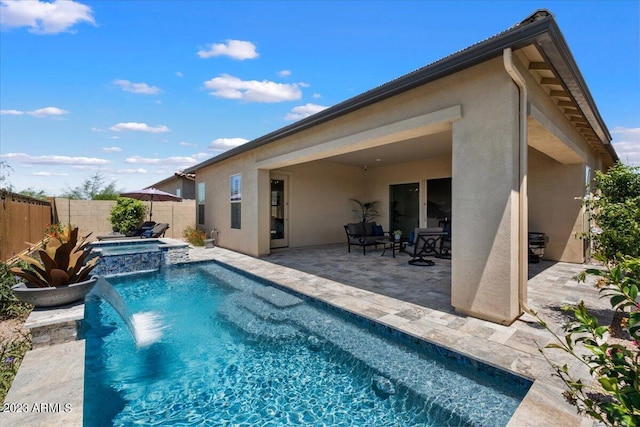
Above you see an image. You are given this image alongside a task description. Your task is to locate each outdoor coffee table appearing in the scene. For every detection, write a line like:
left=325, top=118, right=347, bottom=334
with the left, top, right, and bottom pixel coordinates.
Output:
left=376, top=238, right=406, bottom=258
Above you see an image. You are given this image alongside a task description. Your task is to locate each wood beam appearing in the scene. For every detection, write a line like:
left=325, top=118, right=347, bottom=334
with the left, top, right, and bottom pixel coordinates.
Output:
left=541, top=77, right=561, bottom=85
left=529, top=62, right=550, bottom=70
left=549, top=90, right=569, bottom=98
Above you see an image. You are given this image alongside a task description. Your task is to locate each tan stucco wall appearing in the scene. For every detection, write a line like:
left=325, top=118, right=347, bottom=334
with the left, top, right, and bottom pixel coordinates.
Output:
left=272, top=161, right=367, bottom=247
left=528, top=148, right=586, bottom=263
left=194, top=52, right=611, bottom=324
left=194, top=151, right=261, bottom=255
left=53, top=198, right=195, bottom=241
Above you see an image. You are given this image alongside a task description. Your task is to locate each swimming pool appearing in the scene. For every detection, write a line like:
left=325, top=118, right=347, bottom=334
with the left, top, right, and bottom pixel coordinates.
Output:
left=82, top=262, right=531, bottom=426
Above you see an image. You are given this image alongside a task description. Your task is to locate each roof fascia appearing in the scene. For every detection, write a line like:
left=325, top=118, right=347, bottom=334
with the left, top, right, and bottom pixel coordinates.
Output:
left=533, top=20, right=615, bottom=160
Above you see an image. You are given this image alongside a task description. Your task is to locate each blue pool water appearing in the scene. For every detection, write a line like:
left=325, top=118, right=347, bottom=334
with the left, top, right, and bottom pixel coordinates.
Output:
left=82, top=262, right=531, bottom=426
left=95, top=242, right=160, bottom=255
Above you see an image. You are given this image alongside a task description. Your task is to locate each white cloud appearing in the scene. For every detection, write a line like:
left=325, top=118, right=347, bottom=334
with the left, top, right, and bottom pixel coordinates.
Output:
left=108, top=135, right=120, bottom=139
left=27, top=107, right=69, bottom=117
left=194, top=152, right=209, bottom=159
left=209, top=137, right=249, bottom=151
left=125, top=155, right=198, bottom=165
left=313, top=93, right=322, bottom=99
left=0, top=0, right=95, bottom=34
left=204, top=74, right=303, bottom=103
left=1, top=152, right=109, bottom=166
left=612, top=126, right=640, bottom=166
left=197, top=39, right=258, bottom=60
left=278, top=70, right=291, bottom=77
left=91, top=127, right=105, bottom=132
left=284, top=103, right=329, bottom=121
left=175, top=71, right=183, bottom=77
left=179, top=141, right=197, bottom=147
left=0, top=109, right=24, bottom=115
left=102, top=146, right=122, bottom=152
left=32, top=171, right=69, bottom=176
left=109, top=122, right=170, bottom=133
left=113, top=79, right=161, bottom=95
left=117, top=168, right=148, bottom=174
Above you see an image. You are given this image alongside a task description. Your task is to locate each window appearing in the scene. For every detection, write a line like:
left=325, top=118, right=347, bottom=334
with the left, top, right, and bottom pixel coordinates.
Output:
left=176, top=188, right=181, bottom=198
left=230, top=174, right=241, bottom=229
left=197, top=182, right=205, bottom=225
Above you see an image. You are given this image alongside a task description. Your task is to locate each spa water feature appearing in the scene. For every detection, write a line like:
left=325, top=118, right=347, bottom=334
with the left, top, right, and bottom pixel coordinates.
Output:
left=90, top=278, right=164, bottom=347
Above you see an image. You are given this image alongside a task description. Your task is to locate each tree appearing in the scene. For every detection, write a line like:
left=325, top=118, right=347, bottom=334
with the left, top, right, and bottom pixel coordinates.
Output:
left=0, top=161, right=13, bottom=190
left=109, top=197, right=147, bottom=234
left=61, top=172, right=120, bottom=200
left=587, top=163, right=640, bottom=260
left=18, top=187, right=48, bottom=201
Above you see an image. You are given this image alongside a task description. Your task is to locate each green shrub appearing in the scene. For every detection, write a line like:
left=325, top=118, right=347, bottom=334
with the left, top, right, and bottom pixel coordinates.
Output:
left=0, top=262, right=32, bottom=320
left=184, top=226, right=206, bottom=246
left=109, top=197, right=147, bottom=234
left=587, top=163, right=640, bottom=260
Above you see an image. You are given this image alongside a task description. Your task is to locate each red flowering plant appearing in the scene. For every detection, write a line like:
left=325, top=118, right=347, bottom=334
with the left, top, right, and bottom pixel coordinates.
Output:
left=44, top=223, right=64, bottom=239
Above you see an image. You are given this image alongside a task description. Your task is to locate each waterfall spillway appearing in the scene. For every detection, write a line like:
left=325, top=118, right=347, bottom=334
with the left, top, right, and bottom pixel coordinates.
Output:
left=92, top=278, right=165, bottom=347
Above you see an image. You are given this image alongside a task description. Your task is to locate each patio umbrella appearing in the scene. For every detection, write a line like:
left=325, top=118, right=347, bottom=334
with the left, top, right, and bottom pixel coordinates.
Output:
left=120, top=187, right=182, bottom=221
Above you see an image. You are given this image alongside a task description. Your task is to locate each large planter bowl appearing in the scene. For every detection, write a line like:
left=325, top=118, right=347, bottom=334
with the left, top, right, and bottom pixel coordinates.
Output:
left=12, top=278, right=98, bottom=308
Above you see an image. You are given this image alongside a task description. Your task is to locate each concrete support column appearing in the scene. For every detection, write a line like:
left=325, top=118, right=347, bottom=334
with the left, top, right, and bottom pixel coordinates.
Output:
left=451, top=74, right=522, bottom=324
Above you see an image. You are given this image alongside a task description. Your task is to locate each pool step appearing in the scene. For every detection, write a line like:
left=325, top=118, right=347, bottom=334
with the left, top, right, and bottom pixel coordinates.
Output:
left=218, top=295, right=301, bottom=341
left=252, top=286, right=303, bottom=308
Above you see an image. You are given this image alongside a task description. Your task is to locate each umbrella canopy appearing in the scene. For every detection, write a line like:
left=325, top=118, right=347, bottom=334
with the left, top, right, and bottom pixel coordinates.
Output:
left=120, top=187, right=182, bottom=221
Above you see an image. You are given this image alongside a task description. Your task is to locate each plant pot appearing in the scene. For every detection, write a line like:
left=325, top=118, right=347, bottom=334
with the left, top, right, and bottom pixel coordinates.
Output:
left=12, top=278, right=98, bottom=308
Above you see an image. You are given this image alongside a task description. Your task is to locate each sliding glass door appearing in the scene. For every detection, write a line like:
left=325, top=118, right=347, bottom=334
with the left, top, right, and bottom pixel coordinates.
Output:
left=389, top=183, right=420, bottom=237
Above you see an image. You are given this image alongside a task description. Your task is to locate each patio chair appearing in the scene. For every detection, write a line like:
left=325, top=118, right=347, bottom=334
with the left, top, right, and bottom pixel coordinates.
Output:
left=406, top=227, right=446, bottom=266
left=96, top=221, right=157, bottom=241
left=344, top=222, right=387, bottom=255
left=143, top=223, right=169, bottom=238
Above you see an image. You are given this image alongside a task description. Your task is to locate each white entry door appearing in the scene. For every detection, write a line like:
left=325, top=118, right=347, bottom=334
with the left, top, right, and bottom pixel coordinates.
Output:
left=270, top=174, right=289, bottom=248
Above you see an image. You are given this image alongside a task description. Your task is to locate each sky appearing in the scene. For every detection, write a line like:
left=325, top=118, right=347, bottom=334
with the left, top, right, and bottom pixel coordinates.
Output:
left=1, top=0, right=639, bottom=196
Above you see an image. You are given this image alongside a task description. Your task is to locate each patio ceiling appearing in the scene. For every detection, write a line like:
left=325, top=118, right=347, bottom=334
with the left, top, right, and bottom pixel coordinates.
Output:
left=321, top=129, right=452, bottom=168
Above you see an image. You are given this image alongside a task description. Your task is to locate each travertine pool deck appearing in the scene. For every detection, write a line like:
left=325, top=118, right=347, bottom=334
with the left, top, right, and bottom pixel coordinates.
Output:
left=3, top=242, right=610, bottom=426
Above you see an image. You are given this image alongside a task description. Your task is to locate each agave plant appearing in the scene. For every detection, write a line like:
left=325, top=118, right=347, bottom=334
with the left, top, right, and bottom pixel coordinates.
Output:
left=11, top=226, right=98, bottom=288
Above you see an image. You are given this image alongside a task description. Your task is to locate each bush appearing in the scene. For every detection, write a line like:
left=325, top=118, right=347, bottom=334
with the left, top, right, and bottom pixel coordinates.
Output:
left=184, top=226, right=206, bottom=246
left=0, top=262, right=32, bottom=320
left=0, top=332, right=31, bottom=403
left=109, top=197, right=147, bottom=234
left=587, top=163, right=640, bottom=260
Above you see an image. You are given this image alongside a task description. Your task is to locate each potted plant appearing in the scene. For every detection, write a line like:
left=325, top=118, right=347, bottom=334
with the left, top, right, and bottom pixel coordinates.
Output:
left=393, top=230, right=403, bottom=241
left=10, top=225, right=99, bottom=307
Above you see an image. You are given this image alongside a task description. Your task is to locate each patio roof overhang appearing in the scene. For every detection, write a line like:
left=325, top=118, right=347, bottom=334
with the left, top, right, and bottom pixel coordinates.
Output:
left=185, top=9, right=617, bottom=174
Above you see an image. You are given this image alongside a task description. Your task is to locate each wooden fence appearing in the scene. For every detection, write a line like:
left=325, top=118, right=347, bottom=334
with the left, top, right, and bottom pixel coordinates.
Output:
left=0, top=190, right=53, bottom=262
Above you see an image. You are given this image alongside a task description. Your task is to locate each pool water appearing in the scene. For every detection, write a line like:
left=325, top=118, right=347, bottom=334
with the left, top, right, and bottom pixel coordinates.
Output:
left=82, top=262, right=531, bottom=426
left=96, top=242, right=160, bottom=255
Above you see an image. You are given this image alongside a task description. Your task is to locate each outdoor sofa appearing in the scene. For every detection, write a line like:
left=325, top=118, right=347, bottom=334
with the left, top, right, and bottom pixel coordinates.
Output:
left=344, top=222, right=388, bottom=255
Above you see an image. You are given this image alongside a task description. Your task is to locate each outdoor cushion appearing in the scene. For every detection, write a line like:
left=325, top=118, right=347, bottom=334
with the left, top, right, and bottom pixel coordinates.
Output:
left=364, top=222, right=375, bottom=236
left=373, top=224, right=384, bottom=236
left=346, top=223, right=365, bottom=236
